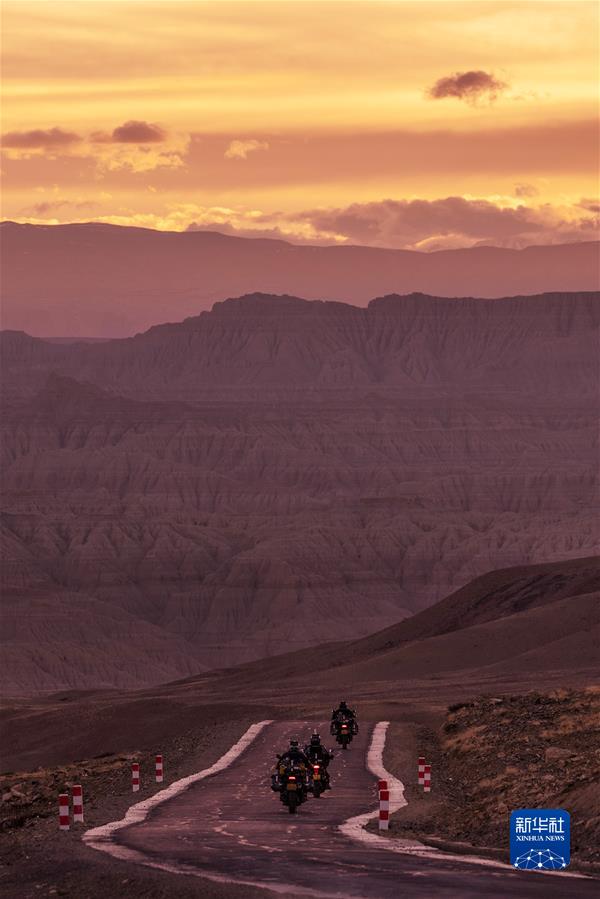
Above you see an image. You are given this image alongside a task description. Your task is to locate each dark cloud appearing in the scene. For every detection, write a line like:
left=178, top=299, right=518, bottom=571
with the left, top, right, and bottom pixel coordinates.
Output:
left=428, top=70, right=508, bottom=103
left=183, top=196, right=599, bottom=251
left=579, top=198, right=600, bottom=213
left=514, top=183, right=539, bottom=198
left=287, top=197, right=598, bottom=250
left=112, top=120, right=166, bottom=143
left=2, top=127, right=82, bottom=149
left=294, top=197, right=538, bottom=245
left=92, top=121, right=167, bottom=143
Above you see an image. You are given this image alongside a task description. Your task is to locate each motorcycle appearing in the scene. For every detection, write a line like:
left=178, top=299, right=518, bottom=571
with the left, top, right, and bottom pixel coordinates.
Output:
left=332, top=716, right=354, bottom=750
left=310, top=762, right=329, bottom=797
left=272, top=759, right=308, bottom=813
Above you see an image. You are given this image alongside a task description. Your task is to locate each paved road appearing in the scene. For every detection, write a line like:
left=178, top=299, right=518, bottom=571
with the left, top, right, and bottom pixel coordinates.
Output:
left=118, top=721, right=598, bottom=898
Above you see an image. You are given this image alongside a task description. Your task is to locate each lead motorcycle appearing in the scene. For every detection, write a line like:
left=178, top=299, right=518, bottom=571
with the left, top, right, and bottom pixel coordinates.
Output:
left=271, top=758, right=309, bottom=813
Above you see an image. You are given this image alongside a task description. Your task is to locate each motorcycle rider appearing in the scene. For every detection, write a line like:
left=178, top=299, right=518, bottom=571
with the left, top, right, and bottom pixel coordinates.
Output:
left=271, top=739, right=311, bottom=792
left=331, top=700, right=358, bottom=734
left=304, top=732, right=334, bottom=790
left=278, top=738, right=311, bottom=767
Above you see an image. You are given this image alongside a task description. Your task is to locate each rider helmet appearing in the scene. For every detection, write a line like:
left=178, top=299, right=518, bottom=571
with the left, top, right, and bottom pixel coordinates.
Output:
left=290, top=739, right=299, bottom=748
left=310, top=732, right=321, bottom=745
left=339, top=700, right=348, bottom=710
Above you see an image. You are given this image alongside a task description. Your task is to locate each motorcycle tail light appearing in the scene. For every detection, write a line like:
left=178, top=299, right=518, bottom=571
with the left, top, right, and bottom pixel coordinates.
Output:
left=288, top=775, right=296, bottom=781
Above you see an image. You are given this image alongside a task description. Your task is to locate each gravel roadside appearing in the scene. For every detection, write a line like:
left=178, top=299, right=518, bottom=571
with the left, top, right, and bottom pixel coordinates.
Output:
left=378, top=688, right=600, bottom=875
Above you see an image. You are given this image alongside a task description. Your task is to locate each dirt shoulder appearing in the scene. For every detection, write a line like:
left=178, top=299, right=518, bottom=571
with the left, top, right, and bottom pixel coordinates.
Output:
left=0, top=717, right=273, bottom=899
left=382, top=687, right=600, bottom=873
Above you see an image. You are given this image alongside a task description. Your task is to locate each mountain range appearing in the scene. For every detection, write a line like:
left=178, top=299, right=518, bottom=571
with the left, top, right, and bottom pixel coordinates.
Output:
left=1, top=290, right=597, bottom=693
left=1, top=221, right=598, bottom=336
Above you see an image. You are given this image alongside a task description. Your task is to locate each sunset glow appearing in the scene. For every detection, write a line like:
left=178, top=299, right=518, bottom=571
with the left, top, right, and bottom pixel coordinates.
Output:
left=1, top=0, right=598, bottom=248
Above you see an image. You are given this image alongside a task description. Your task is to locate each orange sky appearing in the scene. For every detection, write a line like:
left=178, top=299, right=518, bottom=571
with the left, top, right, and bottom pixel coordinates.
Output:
left=1, top=0, right=598, bottom=249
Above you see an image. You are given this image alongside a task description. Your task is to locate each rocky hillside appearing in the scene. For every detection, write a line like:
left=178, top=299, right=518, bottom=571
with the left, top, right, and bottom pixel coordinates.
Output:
left=386, top=688, right=600, bottom=869
left=1, top=292, right=598, bottom=692
left=2, top=291, right=599, bottom=401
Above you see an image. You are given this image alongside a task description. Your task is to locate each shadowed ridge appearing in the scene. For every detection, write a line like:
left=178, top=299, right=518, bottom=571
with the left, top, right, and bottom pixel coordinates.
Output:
left=21, top=371, right=192, bottom=421
left=348, top=554, right=600, bottom=652
left=214, top=555, right=600, bottom=685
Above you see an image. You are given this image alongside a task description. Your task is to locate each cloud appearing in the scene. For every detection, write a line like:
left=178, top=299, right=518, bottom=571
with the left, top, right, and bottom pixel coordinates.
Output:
left=579, top=198, right=600, bottom=213
left=186, top=219, right=324, bottom=244
left=88, top=123, right=188, bottom=173
left=10, top=195, right=596, bottom=251
left=183, top=196, right=598, bottom=250
left=1, top=121, right=176, bottom=172
left=294, top=197, right=537, bottom=245
left=2, top=127, right=82, bottom=149
left=428, top=70, right=508, bottom=103
left=514, top=183, right=539, bottom=198
left=225, top=139, right=269, bottom=160
left=92, top=120, right=167, bottom=144
left=286, top=196, right=599, bottom=250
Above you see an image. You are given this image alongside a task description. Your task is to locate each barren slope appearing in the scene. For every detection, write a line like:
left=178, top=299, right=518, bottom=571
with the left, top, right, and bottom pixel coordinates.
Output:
left=218, top=555, right=600, bottom=686
left=1, top=556, right=598, bottom=774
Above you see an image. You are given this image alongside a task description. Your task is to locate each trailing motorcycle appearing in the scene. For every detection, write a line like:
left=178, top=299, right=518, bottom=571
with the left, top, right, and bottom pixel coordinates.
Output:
left=331, top=716, right=354, bottom=750
left=310, top=762, right=329, bottom=797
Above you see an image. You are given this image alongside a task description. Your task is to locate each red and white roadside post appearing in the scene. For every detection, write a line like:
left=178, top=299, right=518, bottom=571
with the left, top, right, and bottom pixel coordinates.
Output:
left=72, top=784, right=84, bottom=823
left=59, top=793, right=70, bottom=831
left=155, top=754, right=164, bottom=783
left=418, top=756, right=426, bottom=786
left=132, top=762, right=140, bottom=792
left=378, top=779, right=390, bottom=831
left=423, top=764, right=431, bottom=793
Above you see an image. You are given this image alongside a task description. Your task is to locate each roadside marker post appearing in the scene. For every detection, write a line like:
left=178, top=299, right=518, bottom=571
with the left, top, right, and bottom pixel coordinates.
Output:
left=72, top=784, right=84, bottom=823
left=418, top=756, right=426, bottom=785
left=155, top=754, right=164, bottom=783
left=379, top=788, right=390, bottom=830
left=59, top=793, right=70, bottom=830
left=423, top=764, right=431, bottom=793
left=132, top=762, right=140, bottom=792
left=378, top=779, right=388, bottom=792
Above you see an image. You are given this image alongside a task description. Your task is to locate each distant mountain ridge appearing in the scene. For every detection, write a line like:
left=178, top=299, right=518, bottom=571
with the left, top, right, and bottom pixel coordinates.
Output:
left=2, top=290, right=599, bottom=402
left=1, top=221, right=598, bottom=336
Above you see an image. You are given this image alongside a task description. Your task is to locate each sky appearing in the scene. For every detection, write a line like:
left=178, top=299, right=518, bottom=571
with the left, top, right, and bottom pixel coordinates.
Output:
left=1, top=0, right=599, bottom=250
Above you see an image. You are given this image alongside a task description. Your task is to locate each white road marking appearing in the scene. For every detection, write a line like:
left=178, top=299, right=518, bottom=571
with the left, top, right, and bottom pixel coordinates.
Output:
left=339, top=721, right=589, bottom=879
left=84, top=721, right=271, bottom=846
left=82, top=716, right=590, bottom=895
